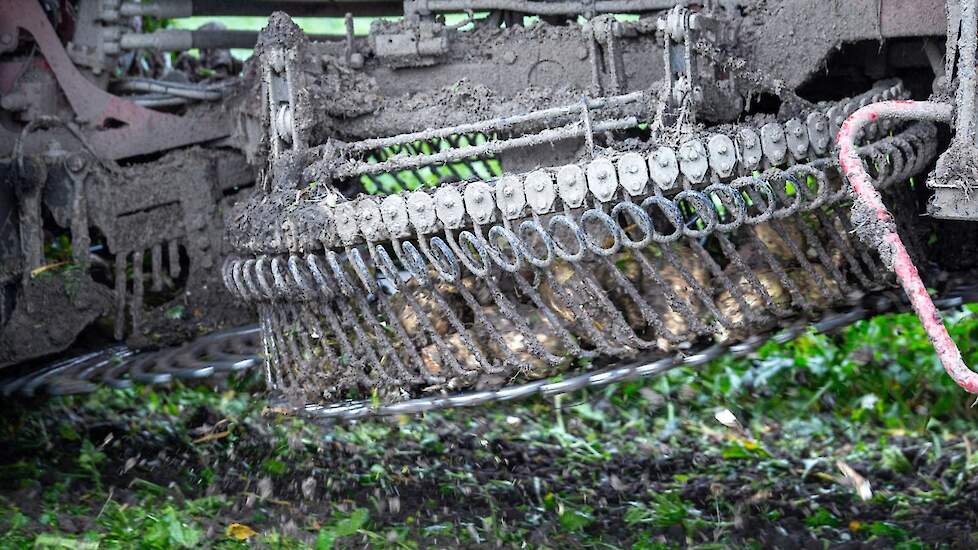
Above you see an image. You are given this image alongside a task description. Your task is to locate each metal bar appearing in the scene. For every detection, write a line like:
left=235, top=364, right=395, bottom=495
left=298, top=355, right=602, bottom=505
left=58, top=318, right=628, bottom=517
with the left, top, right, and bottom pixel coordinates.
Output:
left=837, top=100, right=978, bottom=394
left=420, top=0, right=677, bottom=15
left=120, top=29, right=343, bottom=51
left=343, top=92, right=645, bottom=154
left=955, top=0, right=978, bottom=147
left=120, top=0, right=403, bottom=18
left=336, top=116, right=638, bottom=177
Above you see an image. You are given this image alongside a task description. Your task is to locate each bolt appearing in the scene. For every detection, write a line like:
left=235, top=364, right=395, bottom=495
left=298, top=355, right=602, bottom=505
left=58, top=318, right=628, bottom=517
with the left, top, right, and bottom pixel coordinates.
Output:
left=534, top=181, right=545, bottom=192
left=627, top=165, right=639, bottom=174
left=502, top=51, right=517, bottom=64
left=657, top=154, right=669, bottom=167
left=596, top=170, right=608, bottom=180
left=770, top=132, right=782, bottom=142
left=685, top=148, right=698, bottom=161
left=473, top=193, right=484, bottom=204
left=743, top=136, right=755, bottom=148
left=816, top=122, right=826, bottom=132
left=507, top=205, right=518, bottom=215
left=444, top=199, right=455, bottom=209
left=793, top=127, right=803, bottom=136
left=67, top=154, right=86, bottom=172
left=717, top=144, right=728, bottom=155
left=503, top=186, right=513, bottom=197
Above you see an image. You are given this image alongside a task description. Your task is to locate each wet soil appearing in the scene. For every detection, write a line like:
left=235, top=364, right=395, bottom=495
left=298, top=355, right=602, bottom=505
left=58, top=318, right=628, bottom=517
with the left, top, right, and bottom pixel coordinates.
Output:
left=2, top=382, right=977, bottom=548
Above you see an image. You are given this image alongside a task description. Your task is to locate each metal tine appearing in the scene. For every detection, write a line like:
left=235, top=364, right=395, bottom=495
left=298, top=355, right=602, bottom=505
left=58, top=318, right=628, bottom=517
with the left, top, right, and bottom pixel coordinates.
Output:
left=511, top=268, right=595, bottom=359
left=322, top=251, right=392, bottom=387
left=394, top=240, right=491, bottom=376
left=445, top=224, right=565, bottom=366
left=362, top=246, right=443, bottom=384
left=284, top=303, right=329, bottom=389
left=567, top=258, right=661, bottom=350
left=480, top=271, right=566, bottom=366
left=254, top=305, right=278, bottom=389
left=294, top=302, right=343, bottom=381
left=265, top=304, right=293, bottom=388
left=629, top=244, right=711, bottom=336
left=167, top=239, right=182, bottom=279
left=131, top=249, right=144, bottom=335
left=658, top=242, right=733, bottom=330
left=307, top=254, right=371, bottom=384
left=789, top=211, right=853, bottom=294
left=686, top=237, right=760, bottom=326
left=739, top=186, right=815, bottom=314
left=269, top=306, right=306, bottom=392
left=349, top=287, right=419, bottom=385
left=593, top=253, right=683, bottom=344
left=760, top=173, right=839, bottom=302
left=813, top=207, right=874, bottom=289
left=314, top=297, right=370, bottom=387
left=713, top=232, right=792, bottom=319
left=151, top=243, right=163, bottom=291
left=380, top=243, right=476, bottom=378
left=830, top=207, right=883, bottom=282
left=113, top=252, right=127, bottom=340
left=342, top=250, right=424, bottom=385
left=307, top=254, right=376, bottom=388
left=741, top=223, right=815, bottom=314
left=327, top=292, right=388, bottom=387
left=538, top=263, right=626, bottom=354
left=416, top=236, right=522, bottom=372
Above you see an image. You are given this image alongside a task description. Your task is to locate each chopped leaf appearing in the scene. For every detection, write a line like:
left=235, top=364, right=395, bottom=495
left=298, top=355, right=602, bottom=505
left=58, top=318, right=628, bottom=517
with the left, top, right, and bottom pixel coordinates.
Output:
left=226, top=522, right=257, bottom=540
left=836, top=460, right=873, bottom=501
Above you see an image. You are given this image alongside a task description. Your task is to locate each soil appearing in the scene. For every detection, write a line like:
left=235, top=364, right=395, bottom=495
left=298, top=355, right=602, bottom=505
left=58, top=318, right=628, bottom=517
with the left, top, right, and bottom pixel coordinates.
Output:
left=2, top=379, right=977, bottom=548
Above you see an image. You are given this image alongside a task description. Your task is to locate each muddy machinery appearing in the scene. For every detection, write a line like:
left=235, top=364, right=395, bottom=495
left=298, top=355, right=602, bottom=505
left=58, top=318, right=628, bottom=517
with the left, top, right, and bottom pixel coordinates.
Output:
left=4, top=0, right=978, bottom=416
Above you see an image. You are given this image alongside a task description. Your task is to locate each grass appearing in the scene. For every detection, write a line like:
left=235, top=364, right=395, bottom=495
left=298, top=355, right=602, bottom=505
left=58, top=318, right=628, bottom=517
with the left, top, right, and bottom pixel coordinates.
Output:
left=3, top=306, right=978, bottom=548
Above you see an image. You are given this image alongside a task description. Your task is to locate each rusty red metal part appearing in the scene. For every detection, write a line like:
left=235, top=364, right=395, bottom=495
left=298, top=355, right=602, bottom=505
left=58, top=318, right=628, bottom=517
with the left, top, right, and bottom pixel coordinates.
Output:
left=0, top=0, right=230, bottom=160
left=838, top=100, right=978, bottom=394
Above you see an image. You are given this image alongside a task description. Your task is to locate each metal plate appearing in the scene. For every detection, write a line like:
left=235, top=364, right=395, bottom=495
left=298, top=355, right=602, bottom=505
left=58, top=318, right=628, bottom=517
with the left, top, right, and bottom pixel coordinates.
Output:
left=495, top=175, right=526, bottom=219
left=806, top=112, right=831, bottom=154
left=648, top=147, right=679, bottom=190
left=678, top=139, right=709, bottom=183
left=434, top=186, right=466, bottom=229
left=406, top=190, right=438, bottom=233
left=356, top=198, right=385, bottom=241
left=333, top=202, right=360, bottom=245
left=556, top=164, right=587, bottom=208
left=760, top=122, right=787, bottom=165
left=707, top=134, right=736, bottom=178
left=586, top=157, right=619, bottom=202
left=381, top=194, right=410, bottom=237
left=617, top=152, right=648, bottom=196
left=784, top=118, right=809, bottom=160
left=463, top=181, right=496, bottom=224
left=524, top=170, right=557, bottom=214
left=736, top=128, right=762, bottom=170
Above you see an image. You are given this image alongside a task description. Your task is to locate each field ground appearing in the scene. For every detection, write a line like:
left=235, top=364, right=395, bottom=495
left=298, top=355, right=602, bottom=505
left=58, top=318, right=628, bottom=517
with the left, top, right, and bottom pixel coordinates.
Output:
left=3, top=307, right=978, bottom=549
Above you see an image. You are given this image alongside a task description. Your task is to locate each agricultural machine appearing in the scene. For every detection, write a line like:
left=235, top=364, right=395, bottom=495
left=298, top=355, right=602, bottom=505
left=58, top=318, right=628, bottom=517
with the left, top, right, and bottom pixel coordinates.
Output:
left=3, top=0, right=978, bottom=418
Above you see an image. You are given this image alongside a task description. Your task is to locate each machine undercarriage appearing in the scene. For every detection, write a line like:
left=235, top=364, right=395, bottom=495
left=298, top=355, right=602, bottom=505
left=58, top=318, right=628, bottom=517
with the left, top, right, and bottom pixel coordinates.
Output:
left=4, top=0, right=978, bottom=417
